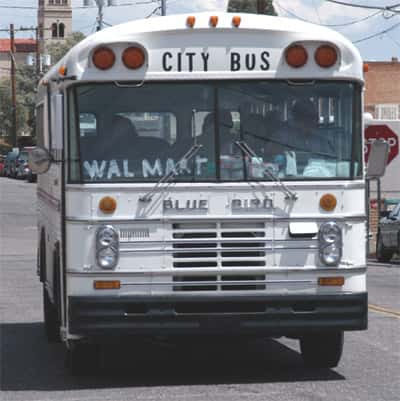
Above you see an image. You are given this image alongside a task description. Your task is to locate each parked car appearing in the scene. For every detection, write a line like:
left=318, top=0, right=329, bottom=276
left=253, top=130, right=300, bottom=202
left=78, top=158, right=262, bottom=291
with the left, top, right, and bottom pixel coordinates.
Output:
left=0, top=155, right=4, bottom=176
left=19, top=147, right=37, bottom=182
left=3, top=151, right=19, bottom=177
left=376, top=201, right=400, bottom=262
left=16, top=151, right=29, bottom=179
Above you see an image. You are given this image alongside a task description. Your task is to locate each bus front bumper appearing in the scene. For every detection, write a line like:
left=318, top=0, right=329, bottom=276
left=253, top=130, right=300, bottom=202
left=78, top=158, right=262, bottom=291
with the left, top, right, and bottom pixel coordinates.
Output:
left=68, top=292, right=367, bottom=337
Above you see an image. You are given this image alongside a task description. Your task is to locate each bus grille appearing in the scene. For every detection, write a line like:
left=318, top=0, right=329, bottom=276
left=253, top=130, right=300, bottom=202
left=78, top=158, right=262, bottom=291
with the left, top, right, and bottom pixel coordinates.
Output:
left=171, top=222, right=267, bottom=292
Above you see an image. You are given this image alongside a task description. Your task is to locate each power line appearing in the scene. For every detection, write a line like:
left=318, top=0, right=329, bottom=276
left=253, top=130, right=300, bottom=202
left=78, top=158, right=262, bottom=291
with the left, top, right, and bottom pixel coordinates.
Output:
left=387, top=32, right=400, bottom=48
left=275, top=1, right=383, bottom=27
left=353, top=21, right=400, bottom=43
left=145, top=5, right=161, bottom=18
left=324, top=0, right=400, bottom=13
left=0, top=0, right=158, bottom=10
left=312, top=0, right=322, bottom=24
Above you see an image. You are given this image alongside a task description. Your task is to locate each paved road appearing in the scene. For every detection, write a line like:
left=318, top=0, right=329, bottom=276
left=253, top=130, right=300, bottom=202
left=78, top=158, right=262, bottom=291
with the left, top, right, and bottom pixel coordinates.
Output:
left=1, top=177, right=399, bottom=401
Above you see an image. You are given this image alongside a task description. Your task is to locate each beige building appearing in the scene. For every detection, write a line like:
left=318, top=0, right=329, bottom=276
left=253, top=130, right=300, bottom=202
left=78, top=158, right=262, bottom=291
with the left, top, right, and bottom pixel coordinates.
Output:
left=0, top=39, right=37, bottom=80
left=38, top=0, right=72, bottom=52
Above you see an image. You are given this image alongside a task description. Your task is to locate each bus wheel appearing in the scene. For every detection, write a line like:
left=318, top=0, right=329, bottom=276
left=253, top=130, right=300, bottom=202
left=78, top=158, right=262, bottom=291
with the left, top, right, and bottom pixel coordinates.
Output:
left=300, top=331, right=343, bottom=368
left=65, top=342, right=100, bottom=375
left=376, top=233, right=393, bottom=262
left=43, top=285, right=61, bottom=343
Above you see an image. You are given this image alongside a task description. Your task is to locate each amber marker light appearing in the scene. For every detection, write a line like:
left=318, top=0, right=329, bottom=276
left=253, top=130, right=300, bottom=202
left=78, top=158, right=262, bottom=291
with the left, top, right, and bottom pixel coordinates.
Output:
left=58, top=66, right=67, bottom=76
left=210, top=15, right=219, bottom=27
left=318, top=277, right=344, bottom=286
left=122, top=46, right=145, bottom=70
left=99, top=196, right=117, bottom=214
left=94, top=280, right=121, bottom=290
left=186, top=16, right=196, bottom=27
left=315, top=44, right=338, bottom=68
left=363, top=63, right=369, bottom=73
left=92, top=46, right=116, bottom=70
left=285, top=44, right=308, bottom=68
left=232, top=16, right=241, bottom=27
left=320, top=193, right=337, bottom=212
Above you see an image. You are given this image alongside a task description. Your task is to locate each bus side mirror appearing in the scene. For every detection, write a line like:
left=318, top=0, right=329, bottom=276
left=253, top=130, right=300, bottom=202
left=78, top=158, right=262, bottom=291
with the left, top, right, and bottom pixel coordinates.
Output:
left=366, top=139, right=389, bottom=179
left=29, top=146, right=52, bottom=174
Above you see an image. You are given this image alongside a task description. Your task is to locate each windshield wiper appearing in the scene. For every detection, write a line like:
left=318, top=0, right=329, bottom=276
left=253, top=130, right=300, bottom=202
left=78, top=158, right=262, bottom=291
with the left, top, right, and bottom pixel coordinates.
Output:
left=235, top=140, right=297, bottom=200
left=139, top=143, right=203, bottom=203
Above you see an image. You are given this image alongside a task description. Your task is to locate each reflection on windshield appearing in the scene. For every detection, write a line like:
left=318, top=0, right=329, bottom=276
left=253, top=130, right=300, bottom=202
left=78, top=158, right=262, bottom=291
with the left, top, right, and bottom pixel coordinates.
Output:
left=69, top=81, right=361, bottom=183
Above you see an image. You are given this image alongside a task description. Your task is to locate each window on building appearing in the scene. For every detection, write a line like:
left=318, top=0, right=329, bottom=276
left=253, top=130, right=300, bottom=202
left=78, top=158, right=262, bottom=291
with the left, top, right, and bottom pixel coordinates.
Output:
left=59, top=23, right=65, bottom=38
left=51, top=23, right=58, bottom=38
left=375, top=104, right=400, bottom=120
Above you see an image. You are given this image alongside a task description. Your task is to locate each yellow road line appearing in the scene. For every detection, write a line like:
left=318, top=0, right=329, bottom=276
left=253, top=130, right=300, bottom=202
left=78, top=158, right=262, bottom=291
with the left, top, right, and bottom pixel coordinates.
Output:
left=368, top=304, right=400, bottom=318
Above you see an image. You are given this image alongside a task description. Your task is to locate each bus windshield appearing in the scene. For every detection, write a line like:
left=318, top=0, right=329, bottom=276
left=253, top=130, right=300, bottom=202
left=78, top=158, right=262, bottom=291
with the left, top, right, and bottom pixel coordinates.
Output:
left=69, top=81, right=362, bottom=183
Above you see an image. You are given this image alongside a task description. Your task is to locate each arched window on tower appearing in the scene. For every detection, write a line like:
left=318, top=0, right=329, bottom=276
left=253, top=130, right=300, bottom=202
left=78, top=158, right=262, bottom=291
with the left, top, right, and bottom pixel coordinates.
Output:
left=59, top=23, right=65, bottom=38
left=52, top=23, right=58, bottom=38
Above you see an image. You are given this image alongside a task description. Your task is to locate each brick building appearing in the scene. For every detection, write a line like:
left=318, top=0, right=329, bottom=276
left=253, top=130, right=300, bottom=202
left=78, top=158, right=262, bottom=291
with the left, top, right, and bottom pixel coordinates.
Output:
left=364, top=58, right=400, bottom=255
left=0, top=39, right=37, bottom=80
left=364, top=57, right=400, bottom=120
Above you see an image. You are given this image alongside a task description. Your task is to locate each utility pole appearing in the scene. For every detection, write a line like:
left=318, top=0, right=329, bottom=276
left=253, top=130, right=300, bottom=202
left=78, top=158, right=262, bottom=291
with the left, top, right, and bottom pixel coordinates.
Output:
left=256, top=0, right=266, bottom=14
left=35, top=26, right=41, bottom=83
left=10, top=24, right=17, bottom=148
left=97, top=0, right=104, bottom=31
left=160, top=0, right=166, bottom=16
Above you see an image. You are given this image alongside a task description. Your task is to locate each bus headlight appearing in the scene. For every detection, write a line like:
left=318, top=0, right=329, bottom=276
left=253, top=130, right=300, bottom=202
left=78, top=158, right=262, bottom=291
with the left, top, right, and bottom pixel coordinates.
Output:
left=96, top=225, right=119, bottom=269
left=319, top=222, right=342, bottom=266
left=97, top=247, right=119, bottom=269
left=97, top=225, right=119, bottom=247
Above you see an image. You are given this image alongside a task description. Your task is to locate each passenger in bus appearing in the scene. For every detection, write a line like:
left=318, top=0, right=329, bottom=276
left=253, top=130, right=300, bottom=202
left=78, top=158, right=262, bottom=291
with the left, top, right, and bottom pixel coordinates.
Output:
left=275, top=99, right=335, bottom=175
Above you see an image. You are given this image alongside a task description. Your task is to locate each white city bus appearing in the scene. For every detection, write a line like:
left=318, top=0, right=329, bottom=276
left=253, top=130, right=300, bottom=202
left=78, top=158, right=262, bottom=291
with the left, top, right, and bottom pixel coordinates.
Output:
left=33, top=12, right=368, bottom=372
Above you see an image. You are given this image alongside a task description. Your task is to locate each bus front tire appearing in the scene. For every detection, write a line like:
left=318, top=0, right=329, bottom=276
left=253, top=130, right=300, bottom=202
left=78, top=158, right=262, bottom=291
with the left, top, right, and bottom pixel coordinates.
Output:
left=43, top=285, right=61, bottom=343
left=300, top=331, right=343, bottom=368
left=65, top=343, right=100, bottom=375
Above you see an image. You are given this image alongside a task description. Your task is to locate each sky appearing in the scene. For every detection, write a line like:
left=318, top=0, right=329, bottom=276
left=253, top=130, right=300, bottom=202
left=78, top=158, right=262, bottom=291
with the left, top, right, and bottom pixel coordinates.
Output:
left=0, top=0, right=399, bottom=61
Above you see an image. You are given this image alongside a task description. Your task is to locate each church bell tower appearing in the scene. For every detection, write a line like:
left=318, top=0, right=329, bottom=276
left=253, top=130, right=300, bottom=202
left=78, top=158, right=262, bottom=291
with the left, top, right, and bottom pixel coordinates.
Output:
left=38, top=0, right=72, bottom=52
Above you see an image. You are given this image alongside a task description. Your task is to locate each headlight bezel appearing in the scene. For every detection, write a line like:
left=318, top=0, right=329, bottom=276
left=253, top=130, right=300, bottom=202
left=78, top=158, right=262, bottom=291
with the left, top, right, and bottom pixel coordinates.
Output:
left=319, top=222, right=342, bottom=267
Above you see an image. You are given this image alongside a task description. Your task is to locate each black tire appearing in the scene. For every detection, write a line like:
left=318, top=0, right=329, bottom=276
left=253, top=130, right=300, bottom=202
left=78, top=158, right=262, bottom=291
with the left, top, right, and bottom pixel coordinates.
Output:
left=376, top=232, right=393, bottom=262
left=300, top=331, right=344, bottom=368
left=43, top=285, right=61, bottom=343
left=65, top=343, right=101, bottom=375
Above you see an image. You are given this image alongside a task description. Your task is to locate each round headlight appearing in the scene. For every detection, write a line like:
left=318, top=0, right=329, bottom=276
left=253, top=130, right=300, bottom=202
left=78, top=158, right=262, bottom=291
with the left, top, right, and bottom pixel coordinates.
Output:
left=319, top=222, right=341, bottom=244
left=97, top=247, right=118, bottom=269
left=320, top=243, right=341, bottom=266
left=97, top=225, right=118, bottom=247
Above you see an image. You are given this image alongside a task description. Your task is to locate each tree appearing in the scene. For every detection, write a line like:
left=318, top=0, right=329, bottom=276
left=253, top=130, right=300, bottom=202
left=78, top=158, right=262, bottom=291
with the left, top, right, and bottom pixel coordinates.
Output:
left=0, top=32, right=85, bottom=147
left=228, top=0, right=277, bottom=16
left=0, top=66, right=35, bottom=141
left=46, top=32, right=86, bottom=66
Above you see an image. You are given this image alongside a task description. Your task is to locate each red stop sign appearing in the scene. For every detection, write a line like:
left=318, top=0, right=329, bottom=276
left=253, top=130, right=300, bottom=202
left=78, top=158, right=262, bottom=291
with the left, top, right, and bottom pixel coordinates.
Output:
left=364, top=124, right=399, bottom=165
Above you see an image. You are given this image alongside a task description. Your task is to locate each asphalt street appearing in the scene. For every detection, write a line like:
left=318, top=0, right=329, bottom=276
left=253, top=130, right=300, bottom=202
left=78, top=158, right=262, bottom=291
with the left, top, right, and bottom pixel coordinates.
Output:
left=0, top=177, right=399, bottom=401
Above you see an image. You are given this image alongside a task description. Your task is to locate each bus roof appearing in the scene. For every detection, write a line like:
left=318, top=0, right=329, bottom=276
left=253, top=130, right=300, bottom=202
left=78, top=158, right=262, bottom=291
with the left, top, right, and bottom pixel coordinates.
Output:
left=42, top=12, right=363, bottom=85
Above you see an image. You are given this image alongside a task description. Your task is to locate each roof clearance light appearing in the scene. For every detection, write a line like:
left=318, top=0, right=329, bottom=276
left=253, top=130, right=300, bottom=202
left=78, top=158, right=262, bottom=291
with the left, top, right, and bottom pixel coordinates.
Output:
left=58, top=66, right=67, bottom=76
left=186, top=16, right=196, bottom=28
left=232, top=16, right=241, bottom=27
left=285, top=44, right=308, bottom=68
left=122, top=46, right=145, bottom=70
left=210, top=15, right=219, bottom=27
left=315, top=44, right=338, bottom=68
left=92, top=46, right=116, bottom=70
